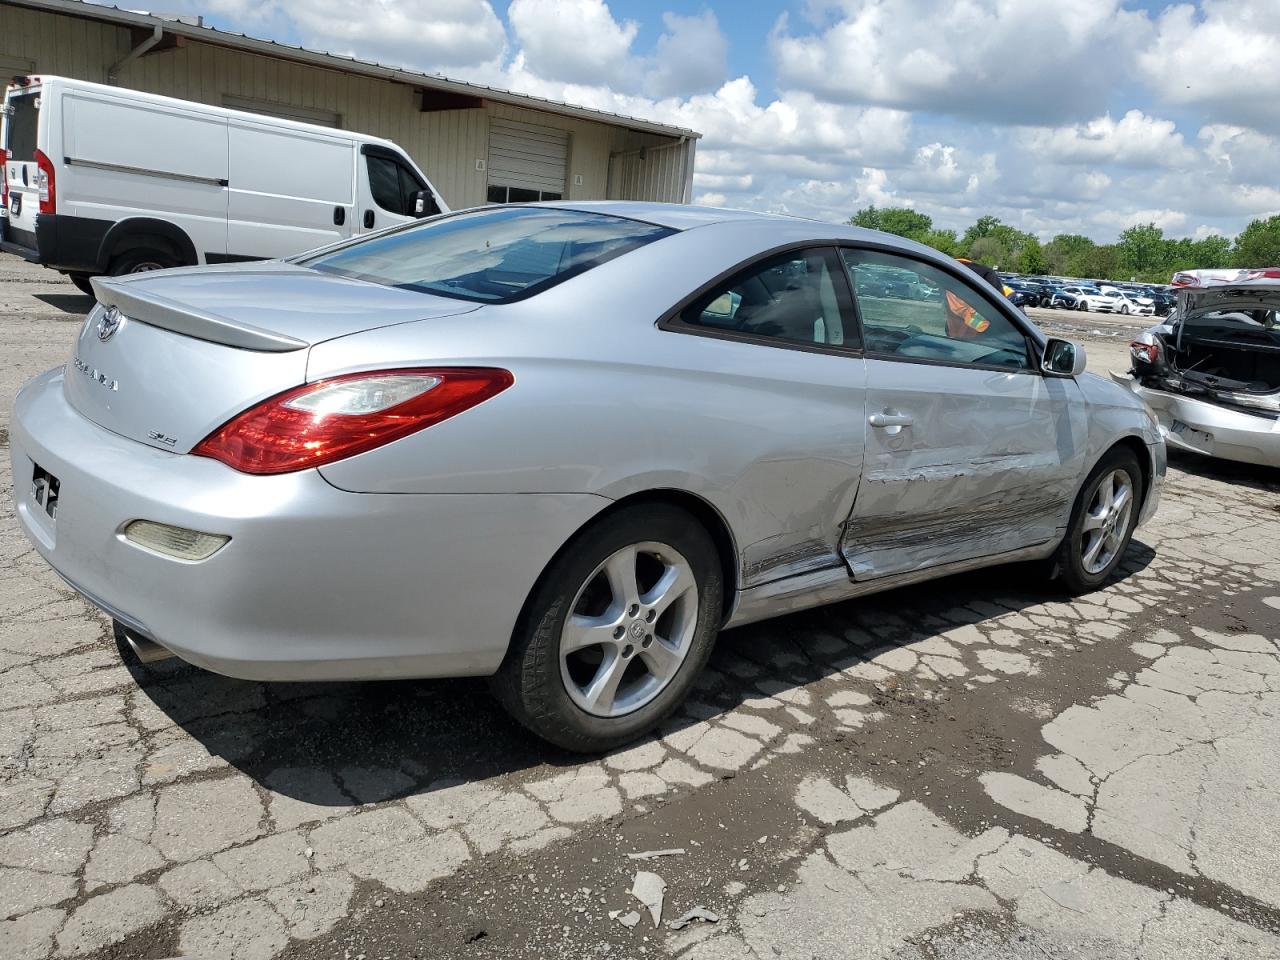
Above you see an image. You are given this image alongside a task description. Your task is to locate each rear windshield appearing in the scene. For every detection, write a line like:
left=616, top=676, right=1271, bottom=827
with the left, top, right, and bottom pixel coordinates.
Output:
left=303, top=206, right=675, bottom=303
left=3, top=91, right=38, bottom=162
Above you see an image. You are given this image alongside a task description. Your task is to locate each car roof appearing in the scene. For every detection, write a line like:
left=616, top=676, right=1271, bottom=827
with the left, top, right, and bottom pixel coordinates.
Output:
left=538, top=201, right=799, bottom=231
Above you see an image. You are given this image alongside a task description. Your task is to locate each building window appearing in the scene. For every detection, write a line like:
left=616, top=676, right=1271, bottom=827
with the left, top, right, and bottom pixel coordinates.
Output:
left=487, top=185, right=563, bottom=204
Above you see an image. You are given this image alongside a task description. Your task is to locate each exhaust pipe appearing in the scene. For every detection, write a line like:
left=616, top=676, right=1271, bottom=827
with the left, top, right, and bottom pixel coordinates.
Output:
left=117, top=625, right=176, bottom=664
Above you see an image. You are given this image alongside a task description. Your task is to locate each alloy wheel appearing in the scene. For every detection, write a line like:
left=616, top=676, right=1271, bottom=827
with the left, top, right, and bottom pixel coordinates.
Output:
left=1080, top=469, right=1133, bottom=575
left=559, top=541, right=699, bottom=718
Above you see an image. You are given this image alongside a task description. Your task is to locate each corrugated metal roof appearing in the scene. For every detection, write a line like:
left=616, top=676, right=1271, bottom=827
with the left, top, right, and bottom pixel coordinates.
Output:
left=5, top=0, right=702, bottom=140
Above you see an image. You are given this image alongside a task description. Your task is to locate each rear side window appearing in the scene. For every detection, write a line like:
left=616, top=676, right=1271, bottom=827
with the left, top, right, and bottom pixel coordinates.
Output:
left=304, top=206, right=675, bottom=303
left=679, top=248, right=857, bottom=350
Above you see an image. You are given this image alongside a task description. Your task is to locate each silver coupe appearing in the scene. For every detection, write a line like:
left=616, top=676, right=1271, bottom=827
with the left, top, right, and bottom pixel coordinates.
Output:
left=10, top=202, right=1165, bottom=751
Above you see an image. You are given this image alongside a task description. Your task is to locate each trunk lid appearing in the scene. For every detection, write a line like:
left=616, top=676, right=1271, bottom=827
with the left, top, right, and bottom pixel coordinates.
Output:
left=68, top=263, right=479, bottom=453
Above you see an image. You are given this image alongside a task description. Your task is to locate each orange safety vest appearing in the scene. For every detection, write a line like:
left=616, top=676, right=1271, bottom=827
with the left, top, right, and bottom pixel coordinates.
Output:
left=945, top=290, right=990, bottom=339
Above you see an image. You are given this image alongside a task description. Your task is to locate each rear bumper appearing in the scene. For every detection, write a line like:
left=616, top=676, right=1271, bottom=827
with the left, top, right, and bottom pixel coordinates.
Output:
left=1111, top=372, right=1280, bottom=468
left=35, top=213, right=112, bottom=274
left=10, top=368, right=608, bottom=681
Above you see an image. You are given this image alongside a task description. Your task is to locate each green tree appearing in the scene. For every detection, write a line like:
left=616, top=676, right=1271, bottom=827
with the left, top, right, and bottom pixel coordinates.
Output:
left=1116, top=223, right=1168, bottom=280
left=848, top=206, right=933, bottom=241
left=1192, top=235, right=1232, bottom=269
left=967, top=235, right=1010, bottom=268
left=961, top=215, right=1003, bottom=251
left=1232, top=215, right=1280, bottom=267
left=1073, top=244, right=1120, bottom=280
left=1017, top=236, right=1047, bottom=275
left=919, top=228, right=960, bottom=257
left=1044, top=234, right=1095, bottom=276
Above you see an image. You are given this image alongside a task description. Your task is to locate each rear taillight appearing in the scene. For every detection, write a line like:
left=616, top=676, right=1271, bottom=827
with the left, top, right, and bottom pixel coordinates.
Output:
left=1, top=148, right=8, bottom=210
left=1129, top=340, right=1160, bottom=365
left=192, top=367, right=513, bottom=475
left=35, top=147, right=54, bottom=214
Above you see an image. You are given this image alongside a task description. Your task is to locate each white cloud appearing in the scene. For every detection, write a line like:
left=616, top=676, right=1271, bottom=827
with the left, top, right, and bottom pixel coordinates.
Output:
left=133, top=0, right=1280, bottom=241
left=647, top=11, right=728, bottom=98
left=1019, top=111, right=1194, bottom=168
left=507, top=0, right=638, bottom=89
left=1139, top=0, right=1280, bottom=132
left=770, top=0, right=1146, bottom=124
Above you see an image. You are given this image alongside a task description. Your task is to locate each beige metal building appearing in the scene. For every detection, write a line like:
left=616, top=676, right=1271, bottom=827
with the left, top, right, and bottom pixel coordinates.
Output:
left=0, top=0, right=699, bottom=208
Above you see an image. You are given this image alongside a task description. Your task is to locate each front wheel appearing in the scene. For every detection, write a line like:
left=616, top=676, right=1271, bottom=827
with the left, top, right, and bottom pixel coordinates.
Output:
left=1052, top=449, right=1142, bottom=594
left=1120, top=304, right=1130, bottom=315
left=490, top=504, right=723, bottom=752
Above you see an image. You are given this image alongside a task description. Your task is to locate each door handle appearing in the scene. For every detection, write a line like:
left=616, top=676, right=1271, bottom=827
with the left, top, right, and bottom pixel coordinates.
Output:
left=363, top=209, right=375, bottom=229
left=333, top=206, right=345, bottom=226
left=868, top=410, right=913, bottom=435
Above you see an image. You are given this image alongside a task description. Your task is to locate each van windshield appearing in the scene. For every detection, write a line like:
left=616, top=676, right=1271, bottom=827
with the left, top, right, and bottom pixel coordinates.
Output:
left=302, top=206, right=675, bottom=303
left=4, top=91, right=38, bottom=162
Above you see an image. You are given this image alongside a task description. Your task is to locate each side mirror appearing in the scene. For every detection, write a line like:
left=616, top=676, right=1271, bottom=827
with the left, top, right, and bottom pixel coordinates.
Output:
left=1042, top=338, right=1087, bottom=377
left=412, top=190, right=441, bottom=218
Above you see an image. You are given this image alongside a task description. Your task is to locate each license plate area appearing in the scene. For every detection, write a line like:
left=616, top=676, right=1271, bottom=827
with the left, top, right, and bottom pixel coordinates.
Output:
left=32, top=463, right=60, bottom=520
left=9, top=193, right=20, bottom=217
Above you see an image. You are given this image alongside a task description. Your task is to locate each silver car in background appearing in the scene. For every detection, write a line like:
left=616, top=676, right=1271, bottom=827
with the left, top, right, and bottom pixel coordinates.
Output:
left=1116, top=270, right=1280, bottom=467
left=10, top=202, right=1165, bottom=751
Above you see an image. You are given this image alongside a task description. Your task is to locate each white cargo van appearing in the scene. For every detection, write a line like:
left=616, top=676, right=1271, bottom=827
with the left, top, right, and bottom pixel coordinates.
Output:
left=1, top=76, right=446, bottom=293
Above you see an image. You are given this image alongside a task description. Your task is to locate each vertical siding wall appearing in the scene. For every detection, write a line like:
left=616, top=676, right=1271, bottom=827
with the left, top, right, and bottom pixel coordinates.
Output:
left=0, top=5, right=691, bottom=207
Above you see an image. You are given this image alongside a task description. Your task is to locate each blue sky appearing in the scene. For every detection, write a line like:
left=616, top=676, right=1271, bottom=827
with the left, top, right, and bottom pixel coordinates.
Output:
left=165, top=1, right=1280, bottom=243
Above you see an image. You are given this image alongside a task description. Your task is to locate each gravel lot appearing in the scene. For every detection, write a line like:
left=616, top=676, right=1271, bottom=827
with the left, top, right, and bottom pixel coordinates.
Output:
left=2, top=255, right=1279, bottom=960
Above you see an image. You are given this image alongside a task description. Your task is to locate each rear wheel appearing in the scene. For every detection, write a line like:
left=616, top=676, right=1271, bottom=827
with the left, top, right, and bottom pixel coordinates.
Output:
left=1052, top=448, right=1142, bottom=594
left=109, top=248, right=177, bottom=275
left=68, top=273, right=95, bottom=296
left=491, top=504, right=723, bottom=752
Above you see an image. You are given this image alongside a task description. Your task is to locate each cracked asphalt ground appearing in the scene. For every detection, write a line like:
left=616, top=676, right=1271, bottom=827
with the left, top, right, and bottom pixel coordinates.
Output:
left=2, top=254, right=1279, bottom=960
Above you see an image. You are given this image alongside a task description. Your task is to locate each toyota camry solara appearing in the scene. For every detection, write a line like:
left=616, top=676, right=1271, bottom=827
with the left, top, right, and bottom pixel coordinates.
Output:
left=10, top=202, right=1165, bottom=751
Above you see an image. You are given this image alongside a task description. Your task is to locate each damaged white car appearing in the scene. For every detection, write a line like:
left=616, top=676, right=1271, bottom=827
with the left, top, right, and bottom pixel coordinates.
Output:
left=1114, top=269, right=1280, bottom=467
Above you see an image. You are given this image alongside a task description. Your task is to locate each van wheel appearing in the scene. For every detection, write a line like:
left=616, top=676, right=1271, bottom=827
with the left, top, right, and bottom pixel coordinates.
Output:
left=69, top=273, right=95, bottom=296
left=110, top=249, right=177, bottom=275
left=1052, top=448, right=1142, bottom=594
left=490, top=504, right=722, bottom=753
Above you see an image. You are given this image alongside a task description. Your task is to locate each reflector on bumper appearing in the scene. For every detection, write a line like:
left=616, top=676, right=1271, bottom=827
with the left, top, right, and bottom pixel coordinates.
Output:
left=123, top=520, right=229, bottom=561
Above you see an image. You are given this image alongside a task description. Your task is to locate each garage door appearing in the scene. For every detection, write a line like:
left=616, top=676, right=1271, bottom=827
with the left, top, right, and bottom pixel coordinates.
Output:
left=487, top=119, right=568, bottom=203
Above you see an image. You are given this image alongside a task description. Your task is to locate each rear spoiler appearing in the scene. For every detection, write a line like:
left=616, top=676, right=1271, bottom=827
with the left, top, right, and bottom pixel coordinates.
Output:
left=90, top=275, right=306, bottom=353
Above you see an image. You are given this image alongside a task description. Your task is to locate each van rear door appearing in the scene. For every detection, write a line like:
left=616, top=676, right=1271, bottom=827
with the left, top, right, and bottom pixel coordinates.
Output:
left=227, top=120, right=355, bottom=260
left=2, top=82, right=43, bottom=251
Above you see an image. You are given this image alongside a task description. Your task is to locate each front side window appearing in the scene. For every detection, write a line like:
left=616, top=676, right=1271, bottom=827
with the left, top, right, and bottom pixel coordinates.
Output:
left=366, top=154, right=430, bottom=216
left=304, top=206, right=674, bottom=303
left=679, top=248, right=856, bottom=349
left=842, top=249, right=1032, bottom=370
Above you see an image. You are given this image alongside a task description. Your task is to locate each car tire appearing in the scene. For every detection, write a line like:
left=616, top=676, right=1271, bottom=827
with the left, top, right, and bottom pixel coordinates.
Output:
left=490, top=504, right=723, bottom=752
left=109, top=248, right=178, bottom=275
left=1052, top=448, right=1143, bottom=595
left=1120, top=304, right=1129, bottom=315
left=69, top=273, right=95, bottom=297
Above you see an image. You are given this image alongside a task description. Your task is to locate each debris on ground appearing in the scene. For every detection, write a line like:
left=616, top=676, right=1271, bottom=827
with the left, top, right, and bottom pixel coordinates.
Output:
left=626, top=848, right=686, bottom=860
left=608, top=910, right=642, bottom=929
left=630, top=871, right=666, bottom=927
left=668, top=907, right=720, bottom=930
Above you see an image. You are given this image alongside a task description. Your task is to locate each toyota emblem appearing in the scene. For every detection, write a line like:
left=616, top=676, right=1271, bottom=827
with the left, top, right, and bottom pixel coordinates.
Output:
left=97, top=306, right=123, bottom=342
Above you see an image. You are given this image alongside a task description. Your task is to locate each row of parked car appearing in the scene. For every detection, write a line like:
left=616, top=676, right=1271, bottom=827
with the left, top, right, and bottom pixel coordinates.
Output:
left=1000, top=275, right=1176, bottom=317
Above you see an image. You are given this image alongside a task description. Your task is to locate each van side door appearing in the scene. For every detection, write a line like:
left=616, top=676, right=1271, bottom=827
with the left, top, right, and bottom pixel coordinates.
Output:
left=356, top=144, right=441, bottom=233
left=226, top=120, right=354, bottom=260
